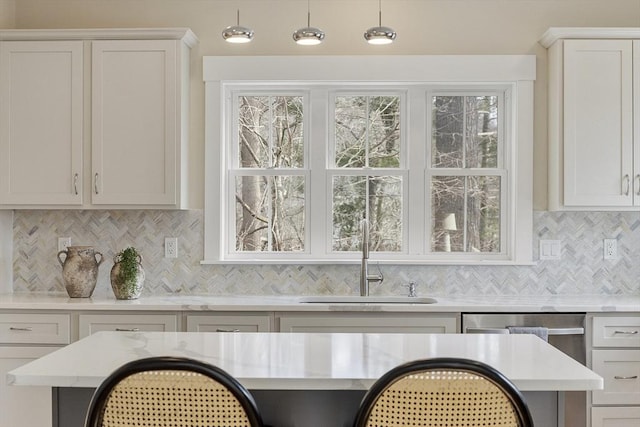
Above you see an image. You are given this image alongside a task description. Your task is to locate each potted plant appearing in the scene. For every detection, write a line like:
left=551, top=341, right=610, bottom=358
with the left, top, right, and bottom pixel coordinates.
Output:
left=110, top=247, right=145, bottom=300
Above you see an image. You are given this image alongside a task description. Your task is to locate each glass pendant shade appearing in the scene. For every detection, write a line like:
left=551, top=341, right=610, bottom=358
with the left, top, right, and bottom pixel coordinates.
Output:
left=364, top=1, right=395, bottom=44
left=222, top=10, right=254, bottom=43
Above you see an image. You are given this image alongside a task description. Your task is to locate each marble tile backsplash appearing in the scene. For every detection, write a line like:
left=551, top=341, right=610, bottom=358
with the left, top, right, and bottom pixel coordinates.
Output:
left=11, top=210, right=640, bottom=297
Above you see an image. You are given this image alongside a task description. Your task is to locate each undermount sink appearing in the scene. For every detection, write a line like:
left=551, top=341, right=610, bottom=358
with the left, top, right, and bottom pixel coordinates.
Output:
left=298, top=296, right=437, bottom=304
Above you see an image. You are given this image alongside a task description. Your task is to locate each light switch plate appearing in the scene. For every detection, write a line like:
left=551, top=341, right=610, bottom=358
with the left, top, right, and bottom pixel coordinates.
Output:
left=539, top=240, right=561, bottom=260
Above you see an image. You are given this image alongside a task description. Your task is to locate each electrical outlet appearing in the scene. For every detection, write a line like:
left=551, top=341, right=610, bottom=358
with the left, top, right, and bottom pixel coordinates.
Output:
left=165, top=237, right=178, bottom=258
left=58, top=237, right=71, bottom=252
left=603, top=239, right=617, bottom=260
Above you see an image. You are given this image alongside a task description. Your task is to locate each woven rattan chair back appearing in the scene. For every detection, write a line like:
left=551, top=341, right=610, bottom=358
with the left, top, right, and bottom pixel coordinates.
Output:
left=84, top=356, right=263, bottom=427
left=353, top=357, right=534, bottom=427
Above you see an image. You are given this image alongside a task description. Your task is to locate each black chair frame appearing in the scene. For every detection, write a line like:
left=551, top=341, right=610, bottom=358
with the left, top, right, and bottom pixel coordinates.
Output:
left=84, top=356, right=264, bottom=427
left=353, top=357, right=534, bottom=427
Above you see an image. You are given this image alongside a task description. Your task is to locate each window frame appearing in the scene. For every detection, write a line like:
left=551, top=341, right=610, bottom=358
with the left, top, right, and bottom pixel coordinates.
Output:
left=203, top=56, right=535, bottom=265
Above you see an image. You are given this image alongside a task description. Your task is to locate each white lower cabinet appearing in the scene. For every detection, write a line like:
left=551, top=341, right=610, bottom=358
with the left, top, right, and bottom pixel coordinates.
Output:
left=186, top=313, right=272, bottom=332
left=0, top=312, right=71, bottom=427
left=0, top=346, right=60, bottom=427
left=78, top=313, right=179, bottom=338
left=591, top=407, right=640, bottom=427
left=588, top=314, right=640, bottom=427
left=277, top=313, right=459, bottom=333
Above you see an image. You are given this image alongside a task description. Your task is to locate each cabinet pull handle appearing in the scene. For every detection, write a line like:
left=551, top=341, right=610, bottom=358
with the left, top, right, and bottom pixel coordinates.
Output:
left=614, top=375, right=638, bottom=380
left=9, top=327, right=33, bottom=331
left=115, top=328, right=140, bottom=332
left=623, top=174, right=630, bottom=195
left=216, top=328, right=241, bottom=333
left=636, top=174, right=640, bottom=196
left=465, top=327, right=584, bottom=335
left=94, top=173, right=99, bottom=194
left=614, top=330, right=638, bottom=335
left=73, top=173, right=79, bottom=195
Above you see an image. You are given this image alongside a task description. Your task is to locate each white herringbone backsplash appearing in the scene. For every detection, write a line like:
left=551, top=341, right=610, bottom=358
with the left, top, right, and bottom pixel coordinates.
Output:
left=11, top=210, right=640, bottom=297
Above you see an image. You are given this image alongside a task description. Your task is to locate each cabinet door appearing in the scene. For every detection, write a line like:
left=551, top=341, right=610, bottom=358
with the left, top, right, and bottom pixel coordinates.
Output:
left=563, top=40, right=633, bottom=207
left=634, top=41, right=640, bottom=207
left=592, top=407, right=640, bottom=427
left=0, top=41, right=83, bottom=205
left=91, top=40, right=177, bottom=205
left=0, top=346, right=60, bottom=427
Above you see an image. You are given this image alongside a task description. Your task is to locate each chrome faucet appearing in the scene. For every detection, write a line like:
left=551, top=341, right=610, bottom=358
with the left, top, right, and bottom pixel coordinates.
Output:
left=359, top=219, right=383, bottom=296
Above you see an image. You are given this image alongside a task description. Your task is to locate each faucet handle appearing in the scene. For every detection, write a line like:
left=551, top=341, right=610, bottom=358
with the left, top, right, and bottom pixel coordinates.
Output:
left=404, top=281, right=418, bottom=298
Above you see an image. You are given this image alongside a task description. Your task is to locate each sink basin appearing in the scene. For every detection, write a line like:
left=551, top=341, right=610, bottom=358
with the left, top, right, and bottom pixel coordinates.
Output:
left=298, top=296, right=437, bottom=304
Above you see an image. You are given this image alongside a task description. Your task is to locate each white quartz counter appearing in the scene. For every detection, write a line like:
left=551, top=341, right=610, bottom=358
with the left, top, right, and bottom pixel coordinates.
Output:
left=8, top=330, right=603, bottom=392
left=0, top=293, right=638, bottom=312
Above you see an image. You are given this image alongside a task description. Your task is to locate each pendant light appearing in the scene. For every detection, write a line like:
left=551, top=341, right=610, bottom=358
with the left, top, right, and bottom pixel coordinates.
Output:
left=222, top=9, right=254, bottom=44
left=364, top=0, right=396, bottom=45
left=293, top=0, right=325, bottom=45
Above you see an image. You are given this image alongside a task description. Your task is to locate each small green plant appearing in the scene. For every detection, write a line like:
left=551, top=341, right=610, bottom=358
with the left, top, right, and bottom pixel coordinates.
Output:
left=115, top=247, right=141, bottom=286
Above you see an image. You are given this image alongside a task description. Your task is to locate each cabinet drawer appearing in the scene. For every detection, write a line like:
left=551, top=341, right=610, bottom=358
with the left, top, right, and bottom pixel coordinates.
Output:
left=0, top=314, right=71, bottom=344
left=592, top=350, right=640, bottom=405
left=591, top=407, right=640, bottom=427
left=186, top=314, right=271, bottom=333
left=278, top=314, right=458, bottom=333
left=592, top=316, right=640, bottom=348
left=79, top=314, right=178, bottom=338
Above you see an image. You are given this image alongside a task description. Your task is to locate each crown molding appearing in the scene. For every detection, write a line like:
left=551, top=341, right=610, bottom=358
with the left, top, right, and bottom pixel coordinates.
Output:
left=539, top=27, right=640, bottom=48
left=0, top=28, right=198, bottom=47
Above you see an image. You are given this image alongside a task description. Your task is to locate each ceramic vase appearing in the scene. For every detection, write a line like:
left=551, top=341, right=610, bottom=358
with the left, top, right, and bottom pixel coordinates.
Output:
left=110, top=254, right=145, bottom=300
left=57, top=246, right=103, bottom=298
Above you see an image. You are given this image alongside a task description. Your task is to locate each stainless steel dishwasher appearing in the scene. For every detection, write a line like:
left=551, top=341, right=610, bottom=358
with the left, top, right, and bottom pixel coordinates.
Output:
left=463, top=313, right=586, bottom=427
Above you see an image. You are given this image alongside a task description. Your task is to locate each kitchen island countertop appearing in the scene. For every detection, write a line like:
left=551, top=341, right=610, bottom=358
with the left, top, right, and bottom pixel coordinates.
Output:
left=9, top=330, right=602, bottom=391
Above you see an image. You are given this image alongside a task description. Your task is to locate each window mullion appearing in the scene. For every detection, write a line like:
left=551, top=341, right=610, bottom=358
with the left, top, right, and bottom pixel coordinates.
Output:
left=309, top=89, right=327, bottom=256
left=408, top=87, right=426, bottom=255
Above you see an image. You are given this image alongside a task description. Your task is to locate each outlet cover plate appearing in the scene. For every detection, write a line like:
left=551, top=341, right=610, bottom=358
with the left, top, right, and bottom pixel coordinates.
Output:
left=165, top=237, right=178, bottom=258
left=603, top=239, right=617, bottom=260
left=58, top=237, right=71, bottom=252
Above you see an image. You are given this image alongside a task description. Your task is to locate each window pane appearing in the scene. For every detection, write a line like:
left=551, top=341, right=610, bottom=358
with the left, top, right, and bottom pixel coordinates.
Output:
left=332, top=175, right=402, bottom=252
left=335, top=95, right=400, bottom=168
left=238, top=96, right=304, bottom=168
left=235, top=175, right=305, bottom=252
left=432, top=95, right=498, bottom=168
left=431, top=176, right=500, bottom=252
left=467, top=176, right=500, bottom=252
left=332, top=175, right=366, bottom=251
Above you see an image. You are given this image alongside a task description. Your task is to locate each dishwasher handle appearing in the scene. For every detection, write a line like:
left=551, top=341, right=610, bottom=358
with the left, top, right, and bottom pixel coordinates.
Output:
left=465, top=327, right=584, bottom=336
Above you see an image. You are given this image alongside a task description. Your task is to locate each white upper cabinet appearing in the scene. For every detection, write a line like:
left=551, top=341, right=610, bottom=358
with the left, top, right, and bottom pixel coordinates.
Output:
left=542, top=28, right=640, bottom=210
left=91, top=40, right=178, bottom=205
left=0, top=29, right=197, bottom=209
left=0, top=41, right=84, bottom=205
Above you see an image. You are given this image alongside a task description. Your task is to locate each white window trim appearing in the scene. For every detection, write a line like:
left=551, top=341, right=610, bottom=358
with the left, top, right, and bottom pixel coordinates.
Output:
left=202, top=56, right=535, bottom=265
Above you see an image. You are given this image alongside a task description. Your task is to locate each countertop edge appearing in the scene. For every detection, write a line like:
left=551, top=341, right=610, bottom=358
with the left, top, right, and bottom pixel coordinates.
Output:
left=0, top=294, right=638, bottom=313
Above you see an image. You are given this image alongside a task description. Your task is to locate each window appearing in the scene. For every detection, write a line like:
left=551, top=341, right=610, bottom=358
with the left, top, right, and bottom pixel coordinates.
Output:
left=203, top=56, right=535, bottom=264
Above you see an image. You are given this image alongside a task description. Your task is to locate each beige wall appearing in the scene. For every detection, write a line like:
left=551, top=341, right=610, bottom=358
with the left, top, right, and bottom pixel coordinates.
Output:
left=0, top=0, right=15, bottom=27
left=7, top=0, right=640, bottom=210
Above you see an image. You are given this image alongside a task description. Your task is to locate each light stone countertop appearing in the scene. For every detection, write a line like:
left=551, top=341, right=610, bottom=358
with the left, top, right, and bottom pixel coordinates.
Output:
left=8, top=330, right=603, bottom=392
left=0, top=293, right=637, bottom=312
